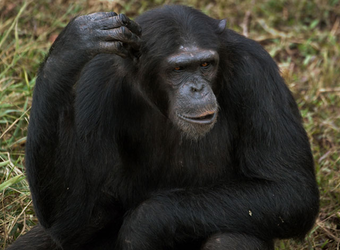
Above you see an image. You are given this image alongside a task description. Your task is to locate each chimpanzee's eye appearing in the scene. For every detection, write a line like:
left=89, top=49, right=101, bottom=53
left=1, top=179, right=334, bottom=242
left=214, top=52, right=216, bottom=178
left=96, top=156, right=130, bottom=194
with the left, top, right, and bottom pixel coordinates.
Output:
left=200, top=62, right=210, bottom=68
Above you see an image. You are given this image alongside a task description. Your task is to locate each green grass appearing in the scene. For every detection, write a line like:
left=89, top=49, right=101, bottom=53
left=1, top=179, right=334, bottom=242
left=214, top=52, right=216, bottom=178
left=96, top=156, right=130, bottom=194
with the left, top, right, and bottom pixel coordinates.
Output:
left=1, top=0, right=339, bottom=249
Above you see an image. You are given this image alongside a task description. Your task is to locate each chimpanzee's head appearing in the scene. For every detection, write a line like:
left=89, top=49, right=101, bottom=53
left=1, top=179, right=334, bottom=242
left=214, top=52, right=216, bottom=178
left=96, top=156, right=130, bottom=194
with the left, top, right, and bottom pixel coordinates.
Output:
left=136, top=5, right=226, bottom=139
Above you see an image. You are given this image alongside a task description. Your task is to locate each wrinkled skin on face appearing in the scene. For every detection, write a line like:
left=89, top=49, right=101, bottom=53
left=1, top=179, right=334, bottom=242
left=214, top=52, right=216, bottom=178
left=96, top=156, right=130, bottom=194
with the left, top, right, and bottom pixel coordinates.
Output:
left=162, top=46, right=220, bottom=139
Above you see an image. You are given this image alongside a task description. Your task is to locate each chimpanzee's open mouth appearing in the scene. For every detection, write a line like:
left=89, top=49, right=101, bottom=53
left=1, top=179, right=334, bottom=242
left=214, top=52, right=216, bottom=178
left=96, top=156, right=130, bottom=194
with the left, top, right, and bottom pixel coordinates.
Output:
left=178, top=110, right=217, bottom=124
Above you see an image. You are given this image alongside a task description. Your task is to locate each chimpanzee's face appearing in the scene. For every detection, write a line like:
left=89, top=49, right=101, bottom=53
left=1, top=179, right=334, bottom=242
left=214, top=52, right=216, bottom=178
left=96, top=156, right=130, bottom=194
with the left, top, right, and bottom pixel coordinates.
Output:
left=162, top=46, right=219, bottom=139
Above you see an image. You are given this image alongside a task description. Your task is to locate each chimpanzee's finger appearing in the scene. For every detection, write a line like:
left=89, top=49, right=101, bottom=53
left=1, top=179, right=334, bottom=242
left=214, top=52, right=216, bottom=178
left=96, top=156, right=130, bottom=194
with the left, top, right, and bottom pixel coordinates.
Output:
left=99, top=41, right=130, bottom=58
left=86, top=12, right=117, bottom=21
left=117, top=14, right=142, bottom=36
left=94, top=14, right=142, bottom=37
left=98, top=26, right=141, bottom=51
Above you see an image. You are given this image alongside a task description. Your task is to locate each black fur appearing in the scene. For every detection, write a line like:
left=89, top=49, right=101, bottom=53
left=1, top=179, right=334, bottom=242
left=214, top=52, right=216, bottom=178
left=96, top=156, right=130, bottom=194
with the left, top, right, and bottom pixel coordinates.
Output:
left=8, top=5, right=319, bottom=250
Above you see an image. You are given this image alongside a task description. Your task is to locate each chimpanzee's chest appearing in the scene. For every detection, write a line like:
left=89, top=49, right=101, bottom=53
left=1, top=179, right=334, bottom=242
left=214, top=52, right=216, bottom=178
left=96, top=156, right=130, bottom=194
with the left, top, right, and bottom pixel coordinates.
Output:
left=121, top=130, right=233, bottom=185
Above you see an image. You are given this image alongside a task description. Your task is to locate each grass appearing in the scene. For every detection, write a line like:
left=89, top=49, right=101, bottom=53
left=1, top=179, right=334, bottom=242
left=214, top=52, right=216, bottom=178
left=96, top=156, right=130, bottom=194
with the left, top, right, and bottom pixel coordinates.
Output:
left=1, top=0, right=339, bottom=249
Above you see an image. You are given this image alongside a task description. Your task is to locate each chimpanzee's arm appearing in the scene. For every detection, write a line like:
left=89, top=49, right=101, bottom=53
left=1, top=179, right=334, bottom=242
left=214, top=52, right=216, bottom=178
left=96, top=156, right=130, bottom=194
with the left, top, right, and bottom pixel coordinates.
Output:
left=29, top=12, right=141, bottom=146
left=118, top=130, right=319, bottom=249
left=25, top=13, right=141, bottom=246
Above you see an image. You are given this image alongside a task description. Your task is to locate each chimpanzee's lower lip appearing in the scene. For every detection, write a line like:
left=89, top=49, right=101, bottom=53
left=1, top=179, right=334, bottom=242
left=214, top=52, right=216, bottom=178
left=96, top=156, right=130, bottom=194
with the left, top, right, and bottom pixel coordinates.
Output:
left=178, top=111, right=217, bottom=124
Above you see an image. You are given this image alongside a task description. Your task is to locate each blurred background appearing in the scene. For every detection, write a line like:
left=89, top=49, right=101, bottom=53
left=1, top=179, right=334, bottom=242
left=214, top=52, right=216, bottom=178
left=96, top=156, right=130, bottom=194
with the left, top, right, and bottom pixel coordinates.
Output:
left=0, top=0, right=339, bottom=249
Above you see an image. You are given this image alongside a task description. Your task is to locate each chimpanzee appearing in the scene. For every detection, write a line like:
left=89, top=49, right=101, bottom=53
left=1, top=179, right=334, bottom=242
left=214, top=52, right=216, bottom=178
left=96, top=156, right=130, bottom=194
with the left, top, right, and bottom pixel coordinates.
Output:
left=8, top=4, right=319, bottom=250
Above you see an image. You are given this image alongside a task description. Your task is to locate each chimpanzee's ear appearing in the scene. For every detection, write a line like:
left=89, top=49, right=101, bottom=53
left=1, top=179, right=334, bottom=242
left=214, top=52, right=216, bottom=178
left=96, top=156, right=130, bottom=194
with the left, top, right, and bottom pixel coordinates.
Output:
left=217, top=19, right=227, bottom=34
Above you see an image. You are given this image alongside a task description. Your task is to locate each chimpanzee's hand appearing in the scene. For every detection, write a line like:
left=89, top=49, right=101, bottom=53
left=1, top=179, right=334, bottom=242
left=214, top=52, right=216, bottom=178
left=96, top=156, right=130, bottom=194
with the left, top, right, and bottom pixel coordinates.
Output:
left=55, top=12, right=142, bottom=59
